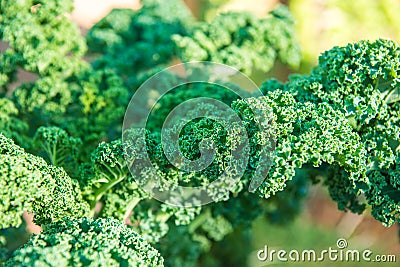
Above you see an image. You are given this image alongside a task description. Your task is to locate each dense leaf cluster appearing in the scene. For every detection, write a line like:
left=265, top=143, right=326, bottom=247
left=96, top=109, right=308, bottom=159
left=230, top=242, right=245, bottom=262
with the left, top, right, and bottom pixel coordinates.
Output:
left=173, top=6, right=300, bottom=75
left=0, top=0, right=86, bottom=91
left=0, top=0, right=399, bottom=266
left=87, top=0, right=299, bottom=79
left=263, top=39, right=400, bottom=226
left=87, top=0, right=193, bottom=79
left=0, top=134, right=88, bottom=228
left=4, top=217, right=164, bottom=267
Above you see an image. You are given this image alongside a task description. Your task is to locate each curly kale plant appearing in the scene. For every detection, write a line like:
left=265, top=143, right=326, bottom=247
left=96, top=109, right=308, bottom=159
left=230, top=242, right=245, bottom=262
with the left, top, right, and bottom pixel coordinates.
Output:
left=0, top=134, right=88, bottom=228
left=173, top=6, right=300, bottom=75
left=0, top=0, right=87, bottom=91
left=263, top=39, right=400, bottom=226
left=86, top=0, right=300, bottom=80
left=87, top=0, right=194, bottom=77
left=33, top=126, right=81, bottom=169
left=1, top=0, right=400, bottom=266
left=4, top=217, right=164, bottom=267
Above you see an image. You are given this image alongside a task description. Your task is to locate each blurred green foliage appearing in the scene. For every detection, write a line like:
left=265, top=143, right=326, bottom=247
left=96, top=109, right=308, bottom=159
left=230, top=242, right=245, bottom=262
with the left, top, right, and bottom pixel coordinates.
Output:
left=289, top=0, right=400, bottom=72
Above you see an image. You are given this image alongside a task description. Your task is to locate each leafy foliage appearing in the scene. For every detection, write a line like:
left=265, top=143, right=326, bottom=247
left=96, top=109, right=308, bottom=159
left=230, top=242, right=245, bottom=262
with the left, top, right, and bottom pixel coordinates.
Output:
left=233, top=92, right=367, bottom=199
left=4, top=217, right=164, bottom=267
left=87, top=1, right=300, bottom=80
left=0, top=98, right=29, bottom=145
left=173, top=6, right=301, bottom=75
left=0, top=0, right=87, bottom=92
left=0, top=134, right=89, bottom=228
left=86, top=0, right=193, bottom=78
left=0, top=0, right=400, bottom=266
left=264, top=39, right=400, bottom=226
left=33, top=126, right=81, bottom=170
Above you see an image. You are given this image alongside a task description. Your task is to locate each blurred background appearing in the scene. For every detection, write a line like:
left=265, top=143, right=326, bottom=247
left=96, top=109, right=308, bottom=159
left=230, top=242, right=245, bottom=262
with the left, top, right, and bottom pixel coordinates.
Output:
left=10, top=0, right=400, bottom=266
left=72, top=0, right=400, bottom=73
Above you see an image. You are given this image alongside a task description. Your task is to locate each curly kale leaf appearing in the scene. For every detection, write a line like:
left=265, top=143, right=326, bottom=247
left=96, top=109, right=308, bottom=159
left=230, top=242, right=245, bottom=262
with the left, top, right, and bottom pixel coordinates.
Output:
left=86, top=0, right=193, bottom=76
left=33, top=126, right=81, bottom=171
left=12, top=68, right=129, bottom=160
left=0, top=98, right=29, bottom=146
left=80, top=139, right=136, bottom=205
left=173, top=5, right=300, bottom=75
left=0, top=0, right=87, bottom=92
left=285, top=39, right=400, bottom=130
left=0, top=134, right=89, bottom=229
left=232, top=91, right=367, bottom=200
left=270, top=39, right=400, bottom=226
left=4, top=217, right=164, bottom=267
